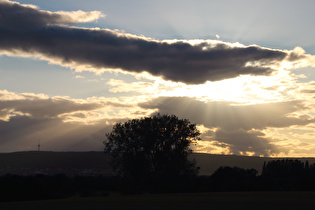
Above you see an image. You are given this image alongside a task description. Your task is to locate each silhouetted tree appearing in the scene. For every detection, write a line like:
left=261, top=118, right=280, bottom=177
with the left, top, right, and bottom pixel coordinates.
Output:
left=104, top=114, right=200, bottom=185
left=210, top=166, right=258, bottom=191
left=305, top=160, right=310, bottom=171
left=262, top=161, right=267, bottom=174
left=262, top=159, right=304, bottom=178
left=261, top=159, right=306, bottom=190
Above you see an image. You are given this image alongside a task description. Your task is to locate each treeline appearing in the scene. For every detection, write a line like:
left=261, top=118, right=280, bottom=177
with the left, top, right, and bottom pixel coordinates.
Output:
left=199, top=159, right=315, bottom=192
left=260, top=159, right=315, bottom=190
left=2, top=159, right=315, bottom=202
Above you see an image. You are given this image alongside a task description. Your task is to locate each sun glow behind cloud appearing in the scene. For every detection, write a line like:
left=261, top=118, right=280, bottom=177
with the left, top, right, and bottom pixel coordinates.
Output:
left=103, top=64, right=299, bottom=106
left=148, top=68, right=296, bottom=105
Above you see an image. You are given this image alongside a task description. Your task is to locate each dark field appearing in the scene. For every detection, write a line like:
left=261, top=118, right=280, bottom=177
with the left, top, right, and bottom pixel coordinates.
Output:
left=1, top=191, right=315, bottom=210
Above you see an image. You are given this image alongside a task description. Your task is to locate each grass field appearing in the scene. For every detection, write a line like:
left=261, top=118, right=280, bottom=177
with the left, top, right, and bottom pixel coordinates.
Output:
left=1, top=191, right=315, bottom=210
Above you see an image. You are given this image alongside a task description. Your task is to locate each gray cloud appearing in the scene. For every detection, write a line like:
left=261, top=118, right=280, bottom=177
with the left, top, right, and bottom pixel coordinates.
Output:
left=0, top=97, right=102, bottom=119
left=300, top=89, right=315, bottom=94
left=0, top=90, right=138, bottom=152
left=0, top=0, right=103, bottom=29
left=140, top=97, right=314, bottom=156
left=140, top=97, right=311, bottom=130
left=0, top=89, right=134, bottom=121
left=214, top=129, right=279, bottom=156
left=0, top=115, right=109, bottom=152
left=0, top=1, right=293, bottom=84
left=0, top=95, right=102, bottom=151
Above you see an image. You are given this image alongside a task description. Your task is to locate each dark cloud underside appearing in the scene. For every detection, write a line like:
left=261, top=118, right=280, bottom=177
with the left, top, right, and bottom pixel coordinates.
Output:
left=0, top=0, right=289, bottom=84
left=140, top=97, right=315, bottom=156
left=139, top=97, right=310, bottom=130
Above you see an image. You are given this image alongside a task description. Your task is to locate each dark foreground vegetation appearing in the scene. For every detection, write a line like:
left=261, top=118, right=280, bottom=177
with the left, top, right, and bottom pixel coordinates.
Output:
left=2, top=159, right=315, bottom=202
left=2, top=191, right=315, bottom=210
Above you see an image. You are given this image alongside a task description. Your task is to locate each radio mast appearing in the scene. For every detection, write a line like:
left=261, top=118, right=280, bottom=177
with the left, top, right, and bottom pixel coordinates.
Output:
left=37, top=140, right=40, bottom=152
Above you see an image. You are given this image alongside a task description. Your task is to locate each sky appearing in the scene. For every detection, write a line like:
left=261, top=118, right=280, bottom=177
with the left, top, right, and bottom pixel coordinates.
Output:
left=1, top=0, right=315, bottom=157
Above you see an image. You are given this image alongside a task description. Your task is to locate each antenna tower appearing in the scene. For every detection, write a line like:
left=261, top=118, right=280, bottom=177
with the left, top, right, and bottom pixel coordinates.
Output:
left=38, top=140, right=40, bottom=152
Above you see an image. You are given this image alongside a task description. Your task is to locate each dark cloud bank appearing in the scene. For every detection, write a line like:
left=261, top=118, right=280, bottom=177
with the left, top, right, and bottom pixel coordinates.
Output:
left=0, top=0, right=299, bottom=84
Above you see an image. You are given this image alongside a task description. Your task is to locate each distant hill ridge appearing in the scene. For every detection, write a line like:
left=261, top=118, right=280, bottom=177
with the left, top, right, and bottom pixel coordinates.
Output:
left=0, top=151, right=111, bottom=176
left=1, top=151, right=315, bottom=176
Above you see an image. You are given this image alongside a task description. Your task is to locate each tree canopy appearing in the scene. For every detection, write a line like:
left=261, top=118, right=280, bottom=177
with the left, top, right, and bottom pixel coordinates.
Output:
left=104, top=114, right=200, bottom=181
